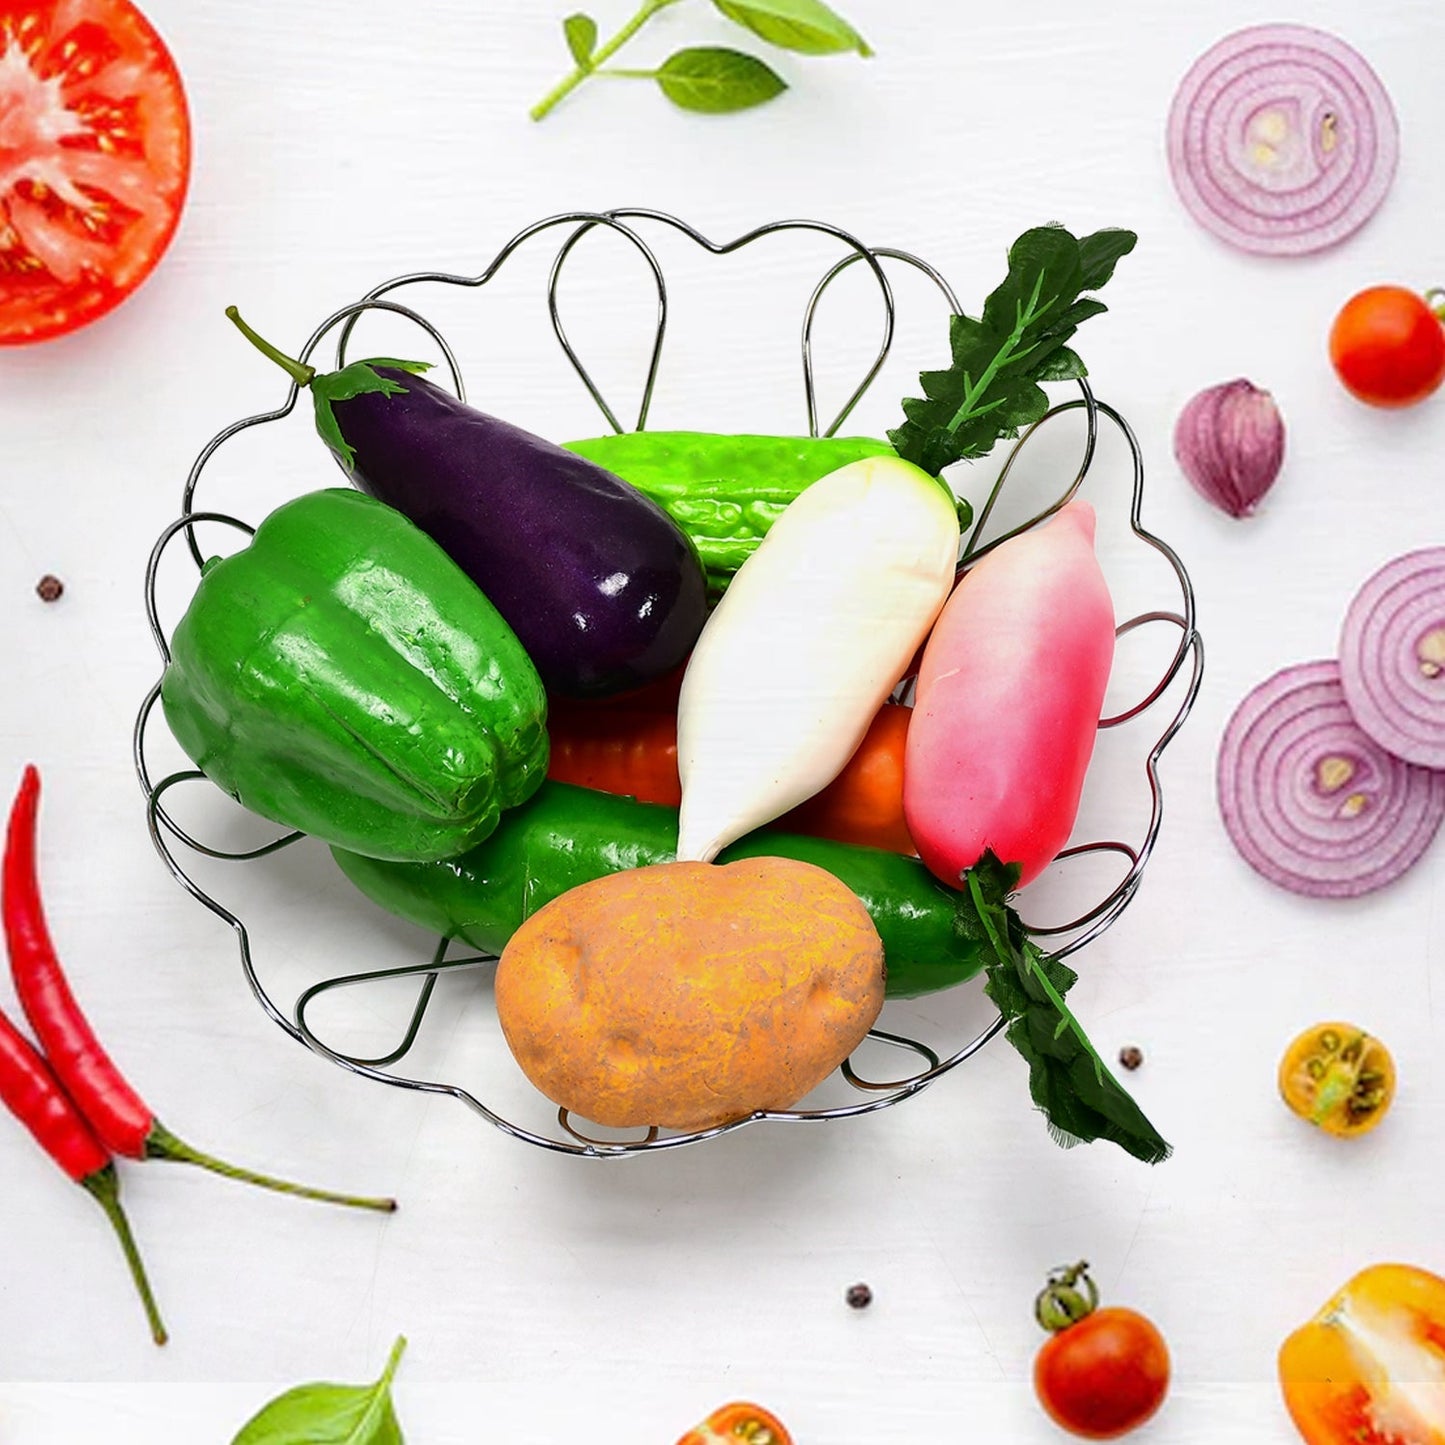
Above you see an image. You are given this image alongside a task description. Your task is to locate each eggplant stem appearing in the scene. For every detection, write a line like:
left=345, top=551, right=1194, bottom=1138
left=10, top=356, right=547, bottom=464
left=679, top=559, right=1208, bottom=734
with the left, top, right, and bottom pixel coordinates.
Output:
left=226, top=305, right=318, bottom=388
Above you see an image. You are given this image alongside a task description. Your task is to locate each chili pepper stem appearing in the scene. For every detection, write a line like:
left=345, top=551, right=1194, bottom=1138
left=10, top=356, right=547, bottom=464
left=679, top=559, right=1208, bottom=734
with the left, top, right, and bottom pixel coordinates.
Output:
left=80, top=1165, right=167, bottom=1346
left=144, top=1121, right=397, bottom=1213
left=224, top=306, right=317, bottom=388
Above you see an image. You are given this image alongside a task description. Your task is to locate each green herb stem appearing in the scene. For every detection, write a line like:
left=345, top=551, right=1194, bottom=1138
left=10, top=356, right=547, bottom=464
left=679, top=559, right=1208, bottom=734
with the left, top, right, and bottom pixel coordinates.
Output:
left=944, top=277, right=1048, bottom=437
left=530, top=0, right=682, bottom=120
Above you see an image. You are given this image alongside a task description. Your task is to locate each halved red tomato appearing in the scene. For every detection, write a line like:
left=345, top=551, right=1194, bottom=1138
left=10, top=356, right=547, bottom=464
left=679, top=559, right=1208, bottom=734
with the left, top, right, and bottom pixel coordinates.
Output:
left=675, top=1402, right=793, bottom=1445
left=0, top=0, right=190, bottom=344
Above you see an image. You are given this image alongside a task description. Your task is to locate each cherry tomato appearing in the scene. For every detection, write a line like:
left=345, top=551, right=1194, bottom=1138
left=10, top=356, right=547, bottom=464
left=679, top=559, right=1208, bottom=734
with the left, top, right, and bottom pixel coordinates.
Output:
left=1278, top=1022, right=1395, bottom=1138
left=676, top=1402, right=792, bottom=1445
left=1329, top=286, right=1445, bottom=409
left=1279, top=1263, right=1445, bottom=1444
left=0, top=0, right=190, bottom=345
left=1033, top=1262, right=1170, bottom=1440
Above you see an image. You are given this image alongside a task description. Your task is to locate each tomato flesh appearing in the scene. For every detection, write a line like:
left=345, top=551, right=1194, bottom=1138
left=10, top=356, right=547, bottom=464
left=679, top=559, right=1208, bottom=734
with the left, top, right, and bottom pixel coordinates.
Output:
left=676, top=1402, right=793, bottom=1445
left=1034, top=1307, right=1171, bottom=1439
left=1280, top=1264, right=1445, bottom=1444
left=0, top=0, right=189, bottom=344
left=1329, top=286, right=1445, bottom=409
left=1278, top=1022, right=1395, bottom=1138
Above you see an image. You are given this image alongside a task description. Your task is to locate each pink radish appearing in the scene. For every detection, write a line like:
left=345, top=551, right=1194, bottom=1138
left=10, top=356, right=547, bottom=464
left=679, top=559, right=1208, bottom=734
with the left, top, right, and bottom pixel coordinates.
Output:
left=904, top=501, right=1115, bottom=888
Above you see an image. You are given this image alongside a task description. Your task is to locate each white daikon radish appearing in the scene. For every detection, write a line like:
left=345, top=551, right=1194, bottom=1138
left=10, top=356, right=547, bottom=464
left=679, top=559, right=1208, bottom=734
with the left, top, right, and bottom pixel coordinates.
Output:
left=675, top=455, right=961, bottom=863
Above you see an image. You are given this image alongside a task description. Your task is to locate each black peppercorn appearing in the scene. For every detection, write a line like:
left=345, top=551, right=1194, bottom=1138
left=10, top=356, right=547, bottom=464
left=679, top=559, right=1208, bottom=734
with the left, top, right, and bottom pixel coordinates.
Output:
left=845, top=1282, right=872, bottom=1309
left=35, top=575, right=64, bottom=602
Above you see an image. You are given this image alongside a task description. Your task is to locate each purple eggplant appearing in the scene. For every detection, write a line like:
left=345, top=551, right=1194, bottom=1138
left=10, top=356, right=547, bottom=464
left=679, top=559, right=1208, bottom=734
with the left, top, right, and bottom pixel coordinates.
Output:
left=226, top=308, right=708, bottom=698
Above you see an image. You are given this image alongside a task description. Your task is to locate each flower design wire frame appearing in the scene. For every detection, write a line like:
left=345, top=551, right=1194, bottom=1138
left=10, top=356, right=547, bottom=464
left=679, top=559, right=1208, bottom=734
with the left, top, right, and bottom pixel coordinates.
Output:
left=135, top=210, right=1203, bottom=1157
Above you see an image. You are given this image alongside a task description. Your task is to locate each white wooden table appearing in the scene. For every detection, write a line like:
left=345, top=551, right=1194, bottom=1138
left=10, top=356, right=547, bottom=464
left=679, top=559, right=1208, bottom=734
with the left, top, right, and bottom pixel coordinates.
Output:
left=2, top=0, right=1442, bottom=1438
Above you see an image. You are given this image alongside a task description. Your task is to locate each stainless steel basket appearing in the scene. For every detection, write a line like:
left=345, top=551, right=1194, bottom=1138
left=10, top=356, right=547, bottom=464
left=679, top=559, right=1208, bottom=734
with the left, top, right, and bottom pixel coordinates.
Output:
left=134, top=209, right=1203, bottom=1157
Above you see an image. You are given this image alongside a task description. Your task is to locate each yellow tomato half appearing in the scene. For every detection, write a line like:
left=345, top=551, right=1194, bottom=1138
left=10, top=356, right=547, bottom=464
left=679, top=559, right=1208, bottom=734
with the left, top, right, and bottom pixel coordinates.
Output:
left=1278, top=1022, right=1395, bottom=1137
left=1280, top=1264, right=1445, bottom=1444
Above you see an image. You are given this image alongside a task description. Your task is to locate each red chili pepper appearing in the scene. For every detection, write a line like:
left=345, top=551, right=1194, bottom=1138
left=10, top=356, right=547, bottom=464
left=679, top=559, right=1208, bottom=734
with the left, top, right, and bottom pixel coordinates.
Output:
left=0, top=1004, right=166, bottom=1343
left=2, top=765, right=395, bottom=1213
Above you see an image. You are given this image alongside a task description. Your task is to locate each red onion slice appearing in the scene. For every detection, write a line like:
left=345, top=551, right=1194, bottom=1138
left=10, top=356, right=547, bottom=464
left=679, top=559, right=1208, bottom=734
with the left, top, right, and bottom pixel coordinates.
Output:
left=1217, top=660, right=1445, bottom=897
left=1167, top=24, right=1399, bottom=256
left=1339, top=548, right=1445, bottom=769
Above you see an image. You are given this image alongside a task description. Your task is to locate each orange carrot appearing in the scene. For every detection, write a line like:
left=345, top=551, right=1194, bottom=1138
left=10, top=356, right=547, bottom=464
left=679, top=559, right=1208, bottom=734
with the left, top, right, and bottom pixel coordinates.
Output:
left=546, top=698, right=916, bottom=855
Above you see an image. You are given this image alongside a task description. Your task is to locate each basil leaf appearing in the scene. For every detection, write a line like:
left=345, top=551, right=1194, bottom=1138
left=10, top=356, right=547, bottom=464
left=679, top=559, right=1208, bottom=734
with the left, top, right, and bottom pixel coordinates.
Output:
left=712, top=0, right=872, bottom=56
left=232, top=1336, right=408, bottom=1445
left=656, top=47, right=787, bottom=113
left=563, top=12, right=597, bottom=67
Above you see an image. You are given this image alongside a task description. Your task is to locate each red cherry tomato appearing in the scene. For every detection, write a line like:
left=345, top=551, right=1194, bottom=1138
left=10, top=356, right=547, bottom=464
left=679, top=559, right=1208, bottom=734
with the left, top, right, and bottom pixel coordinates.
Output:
left=0, top=0, right=190, bottom=345
left=1033, top=1263, right=1171, bottom=1440
left=1329, top=286, right=1445, bottom=409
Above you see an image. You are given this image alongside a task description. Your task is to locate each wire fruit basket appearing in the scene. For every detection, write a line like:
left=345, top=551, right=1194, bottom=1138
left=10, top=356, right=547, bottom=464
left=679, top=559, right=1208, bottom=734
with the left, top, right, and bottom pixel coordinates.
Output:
left=134, top=209, right=1202, bottom=1158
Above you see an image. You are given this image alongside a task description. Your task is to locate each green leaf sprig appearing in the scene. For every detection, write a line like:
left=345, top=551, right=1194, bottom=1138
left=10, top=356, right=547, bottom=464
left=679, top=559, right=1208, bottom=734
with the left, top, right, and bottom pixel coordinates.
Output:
left=889, top=225, right=1137, bottom=479
left=965, top=855, right=1171, bottom=1165
left=231, top=1334, right=408, bottom=1445
left=530, top=0, right=870, bottom=120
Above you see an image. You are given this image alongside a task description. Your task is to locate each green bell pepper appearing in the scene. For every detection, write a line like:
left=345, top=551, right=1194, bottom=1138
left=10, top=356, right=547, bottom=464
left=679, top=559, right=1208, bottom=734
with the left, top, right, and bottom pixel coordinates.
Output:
left=331, top=780, right=994, bottom=998
left=161, top=488, right=549, bottom=863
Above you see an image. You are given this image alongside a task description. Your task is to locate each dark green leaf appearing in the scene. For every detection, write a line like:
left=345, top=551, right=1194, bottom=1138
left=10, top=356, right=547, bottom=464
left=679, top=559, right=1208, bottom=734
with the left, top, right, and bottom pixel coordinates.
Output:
left=310, top=359, right=432, bottom=471
left=712, top=0, right=872, bottom=55
left=1053, top=296, right=1109, bottom=331
left=889, top=223, right=1137, bottom=475
left=1078, top=228, right=1138, bottom=291
left=232, top=1336, right=408, bottom=1445
left=980, top=226, right=1083, bottom=341
left=656, top=47, right=788, bottom=112
left=965, top=857, right=1172, bottom=1165
left=563, top=13, right=598, bottom=66
left=1034, top=345, right=1086, bottom=383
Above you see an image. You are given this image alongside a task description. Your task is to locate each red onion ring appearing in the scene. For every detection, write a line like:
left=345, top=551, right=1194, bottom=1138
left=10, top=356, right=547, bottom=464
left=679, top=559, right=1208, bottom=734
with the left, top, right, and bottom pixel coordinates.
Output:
left=1167, top=24, right=1399, bottom=256
left=1217, top=660, right=1445, bottom=897
left=1339, top=548, right=1445, bottom=769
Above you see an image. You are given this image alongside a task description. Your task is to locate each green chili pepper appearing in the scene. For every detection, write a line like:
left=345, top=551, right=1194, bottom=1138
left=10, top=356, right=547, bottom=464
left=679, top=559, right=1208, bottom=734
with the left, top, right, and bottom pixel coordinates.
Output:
left=330, top=780, right=993, bottom=997
left=562, top=432, right=956, bottom=594
left=161, top=488, right=549, bottom=863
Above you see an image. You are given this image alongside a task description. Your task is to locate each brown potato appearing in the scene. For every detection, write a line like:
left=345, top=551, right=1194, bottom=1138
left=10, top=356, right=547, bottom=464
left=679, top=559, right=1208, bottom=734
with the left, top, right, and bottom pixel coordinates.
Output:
left=494, top=857, right=885, bottom=1130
